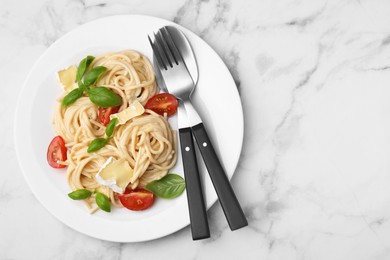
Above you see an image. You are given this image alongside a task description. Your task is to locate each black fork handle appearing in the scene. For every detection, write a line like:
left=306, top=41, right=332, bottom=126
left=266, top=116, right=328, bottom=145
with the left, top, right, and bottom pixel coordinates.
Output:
left=192, top=123, right=248, bottom=230
left=179, top=127, right=210, bottom=240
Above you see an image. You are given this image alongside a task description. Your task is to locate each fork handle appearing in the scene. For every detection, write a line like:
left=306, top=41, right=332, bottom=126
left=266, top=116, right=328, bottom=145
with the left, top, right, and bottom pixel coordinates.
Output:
left=192, top=123, right=248, bottom=231
left=179, top=127, right=210, bottom=240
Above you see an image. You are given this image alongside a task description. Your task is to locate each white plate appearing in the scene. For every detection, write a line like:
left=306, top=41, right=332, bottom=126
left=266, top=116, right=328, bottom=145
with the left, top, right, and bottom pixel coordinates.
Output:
left=14, top=15, right=243, bottom=242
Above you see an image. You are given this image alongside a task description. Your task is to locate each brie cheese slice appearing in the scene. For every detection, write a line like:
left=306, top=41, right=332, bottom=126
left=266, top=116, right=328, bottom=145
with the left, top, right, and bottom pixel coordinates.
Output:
left=57, top=66, right=78, bottom=92
left=110, top=100, right=145, bottom=125
left=96, top=157, right=133, bottom=193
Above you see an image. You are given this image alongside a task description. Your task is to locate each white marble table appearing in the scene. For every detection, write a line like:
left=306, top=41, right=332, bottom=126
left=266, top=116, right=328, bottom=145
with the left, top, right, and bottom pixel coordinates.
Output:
left=2, top=0, right=390, bottom=259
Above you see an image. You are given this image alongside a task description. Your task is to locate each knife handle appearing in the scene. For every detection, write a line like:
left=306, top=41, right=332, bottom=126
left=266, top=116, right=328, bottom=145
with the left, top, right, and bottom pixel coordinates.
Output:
left=192, top=123, right=248, bottom=231
left=179, top=127, right=210, bottom=240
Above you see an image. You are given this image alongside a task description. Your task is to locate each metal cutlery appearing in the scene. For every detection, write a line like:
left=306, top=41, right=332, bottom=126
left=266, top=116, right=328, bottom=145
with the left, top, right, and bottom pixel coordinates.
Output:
left=148, top=32, right=210, bottom=241
left=149, top=26, right=248, bottom=231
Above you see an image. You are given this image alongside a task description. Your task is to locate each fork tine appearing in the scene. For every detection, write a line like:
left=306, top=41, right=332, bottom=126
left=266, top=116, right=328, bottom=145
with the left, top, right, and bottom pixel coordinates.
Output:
left=148, top=34, right=166, bottom=71
left=154, top=31, right=172, bottom=68
left=156, top=30, right=176, bottom=68
left=162, top=27, right=183, bottom=65
left=153, top=32, right=170, bottom=70
left=160, top=27, right=183, bottom=65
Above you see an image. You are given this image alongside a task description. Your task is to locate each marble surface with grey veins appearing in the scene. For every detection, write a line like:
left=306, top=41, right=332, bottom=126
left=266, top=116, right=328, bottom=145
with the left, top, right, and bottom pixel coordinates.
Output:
left=2, top=0, right=390, bottom=259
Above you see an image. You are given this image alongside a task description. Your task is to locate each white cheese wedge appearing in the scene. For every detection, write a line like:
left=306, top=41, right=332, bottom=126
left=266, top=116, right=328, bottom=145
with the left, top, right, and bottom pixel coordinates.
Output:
left=96, top=157, right=133, bottom=193
left=57, top=65, right=78, bottom=92
left=110, top=100, right=145, bottom=125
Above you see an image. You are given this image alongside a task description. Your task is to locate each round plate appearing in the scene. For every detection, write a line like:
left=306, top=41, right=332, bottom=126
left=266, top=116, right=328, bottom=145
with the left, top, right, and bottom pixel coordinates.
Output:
left=14, top=15, right=243, bottom=242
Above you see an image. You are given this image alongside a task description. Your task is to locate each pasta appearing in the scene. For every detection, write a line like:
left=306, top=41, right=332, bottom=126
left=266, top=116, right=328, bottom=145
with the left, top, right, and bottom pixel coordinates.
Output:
left=92, top=50, right=157, bottom=106
left=52, top=50, right=177, bottom=213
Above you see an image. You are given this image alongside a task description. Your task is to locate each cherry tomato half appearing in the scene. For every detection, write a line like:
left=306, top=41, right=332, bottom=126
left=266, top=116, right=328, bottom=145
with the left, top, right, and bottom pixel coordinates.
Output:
left=98, top=106, right=120, bottom=126
left=145, top=93, right=178, bottom=117
left=47, top=136, right=67, bottom=168
left=118, top=188, right=155, bottom=211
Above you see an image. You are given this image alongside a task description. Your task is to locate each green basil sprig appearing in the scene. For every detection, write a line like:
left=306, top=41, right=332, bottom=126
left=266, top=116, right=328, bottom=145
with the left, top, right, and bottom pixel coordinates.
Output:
left=96, top=192, right=111, bottom=212
left=62, top=88, right=84, bottom=107
left=68, top=189, right=92, bottom=200
left=87, top=87, right=122, bottom=108
left=76, top=56, right=94, bottom=84
left=145, top=174, right=185, bottom=199
left=83, top=66, right=107, bottom=87
left=62, top=56, right=122, bottom=108
left=87, top=138, right=107, bottom=153
left=87, top=118, right=118, bottom=153
left=105, top=118, right=118, bottom=137
left=62, top=55, right=95, bottom=107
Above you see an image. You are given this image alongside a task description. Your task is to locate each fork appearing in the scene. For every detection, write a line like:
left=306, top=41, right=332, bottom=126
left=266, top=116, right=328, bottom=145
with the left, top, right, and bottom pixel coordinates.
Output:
left=149, top=32, right=210, bottom=241
left=149, top=27, right=248, bottom=231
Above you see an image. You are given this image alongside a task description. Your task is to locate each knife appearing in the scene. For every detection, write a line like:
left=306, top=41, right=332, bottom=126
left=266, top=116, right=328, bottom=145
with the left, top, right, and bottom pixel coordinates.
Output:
left=165, top=26, right=248, bottom=231
left=152, top=49, right=210, bottom=240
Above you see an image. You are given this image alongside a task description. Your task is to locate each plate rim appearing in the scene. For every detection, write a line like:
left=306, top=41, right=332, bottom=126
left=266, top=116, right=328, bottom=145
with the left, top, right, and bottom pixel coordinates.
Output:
left=14, top=14, right=244, bottom=242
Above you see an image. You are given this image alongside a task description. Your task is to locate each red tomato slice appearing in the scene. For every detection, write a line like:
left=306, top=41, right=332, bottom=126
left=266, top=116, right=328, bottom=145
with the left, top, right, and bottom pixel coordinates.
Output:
left=98, top=106, right=120, bottom=126
left=118, top=188, right=155, bottom=211
left=145, top=93, right=178, bottom=117
left=47, top=136, right=67, bottom=168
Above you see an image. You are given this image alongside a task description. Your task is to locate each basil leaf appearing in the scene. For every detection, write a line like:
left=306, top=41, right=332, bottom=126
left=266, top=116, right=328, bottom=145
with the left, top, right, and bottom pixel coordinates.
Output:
left=87, top=87, right=122, bottom=108
left=87, top=138, right=107, bottom=153
left=105, top=118, right=118, bottom=137
left=96, top=192, right=111, bottom=212
left=68, top=189, right=92, bottom=200
left=62, top=88, right=83, bottom=107
left=145, top=174, right=185, bottom=199
left=83, top=66, right=107, bottom=87
left=79, top=82, right=87, bottom=92
left=76, top=56, right=94, bottom=84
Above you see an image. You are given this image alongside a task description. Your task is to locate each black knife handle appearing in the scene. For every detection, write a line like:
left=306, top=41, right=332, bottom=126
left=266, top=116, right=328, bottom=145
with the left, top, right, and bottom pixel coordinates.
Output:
left=179, top=127, right=210, bottom=240
left=192, top=123, right=248, bottom=230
